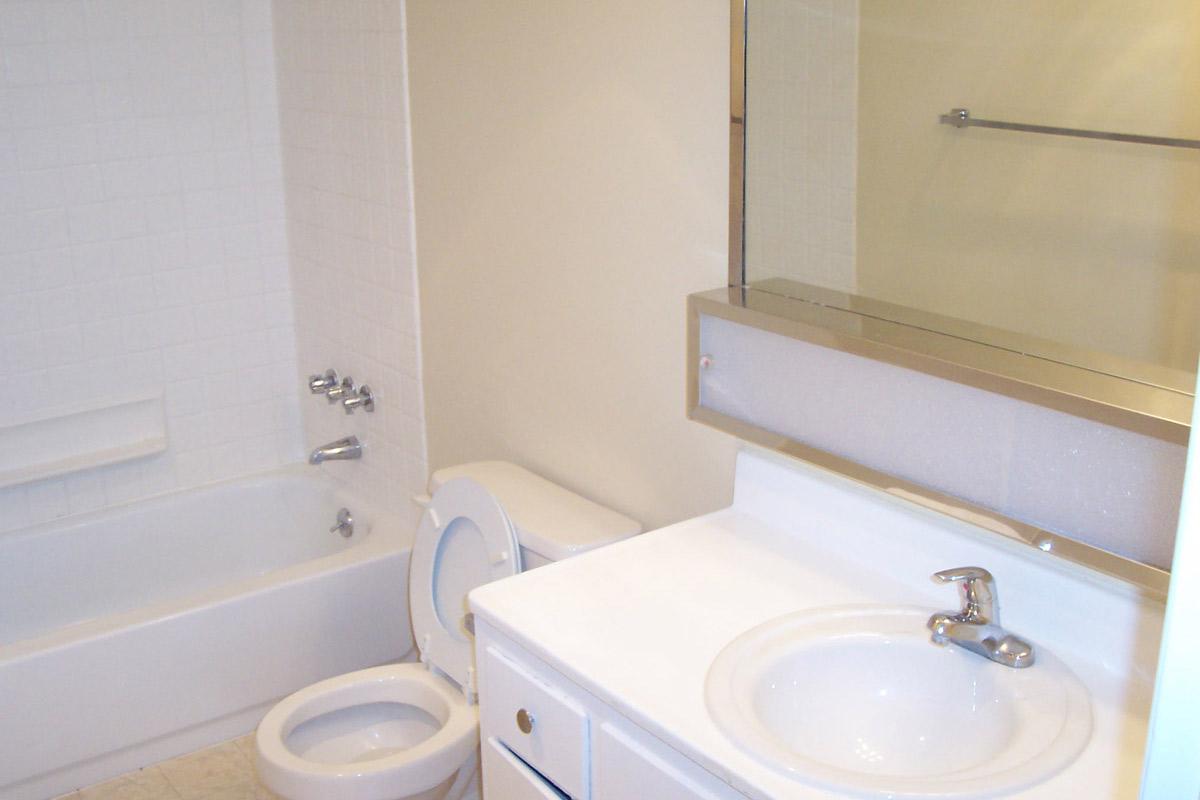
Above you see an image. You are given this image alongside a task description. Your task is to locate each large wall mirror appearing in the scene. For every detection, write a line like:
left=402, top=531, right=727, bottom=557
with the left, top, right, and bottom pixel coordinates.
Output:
left=734, top=0, right=1198, bottom=433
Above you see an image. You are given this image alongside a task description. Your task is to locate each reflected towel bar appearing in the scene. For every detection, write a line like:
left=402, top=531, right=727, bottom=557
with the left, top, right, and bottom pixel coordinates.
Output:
left=939, top=108, right=1200, bottom=151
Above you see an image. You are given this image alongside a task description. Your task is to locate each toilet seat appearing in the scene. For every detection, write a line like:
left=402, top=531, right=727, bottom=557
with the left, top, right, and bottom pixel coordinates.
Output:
left=256, top=664, right=477, bottom=800
left=408, top=476, right=522, bottom=691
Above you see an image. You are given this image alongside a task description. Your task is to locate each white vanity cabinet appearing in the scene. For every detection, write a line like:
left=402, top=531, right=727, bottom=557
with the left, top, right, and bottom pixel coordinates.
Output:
left=469, top=450, right=1160, bottom=800
left=476, top=621, right=746, bottom=800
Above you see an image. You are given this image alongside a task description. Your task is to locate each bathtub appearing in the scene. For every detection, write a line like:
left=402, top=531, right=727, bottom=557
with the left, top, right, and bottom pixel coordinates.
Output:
left=0, top=468, right=413, bottom=800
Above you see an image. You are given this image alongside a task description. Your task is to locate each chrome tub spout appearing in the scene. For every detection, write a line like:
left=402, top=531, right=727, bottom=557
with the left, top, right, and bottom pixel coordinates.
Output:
left=309, top=436, right=362, bottom=464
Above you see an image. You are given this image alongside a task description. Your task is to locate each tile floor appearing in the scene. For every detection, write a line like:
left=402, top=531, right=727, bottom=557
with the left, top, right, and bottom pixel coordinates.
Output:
left=55, top=735, right=279, bottom=800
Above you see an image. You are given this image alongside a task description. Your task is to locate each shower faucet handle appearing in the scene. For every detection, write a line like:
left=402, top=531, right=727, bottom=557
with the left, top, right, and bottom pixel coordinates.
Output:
left=325, top=377, right=355, bottom=403
left=342, top=385, right=375, bottom=414
left=308, top=369, right=339, bottom=393
left=330, top=508, right=354, bottom=538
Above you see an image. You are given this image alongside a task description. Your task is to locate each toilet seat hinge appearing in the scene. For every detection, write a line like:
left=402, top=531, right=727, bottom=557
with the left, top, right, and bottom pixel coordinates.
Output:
left=466, top=665, right=479, bottom=706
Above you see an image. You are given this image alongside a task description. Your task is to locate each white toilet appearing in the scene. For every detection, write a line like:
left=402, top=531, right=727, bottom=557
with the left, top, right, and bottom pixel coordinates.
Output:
left=256, top=462, right=641, bottom=800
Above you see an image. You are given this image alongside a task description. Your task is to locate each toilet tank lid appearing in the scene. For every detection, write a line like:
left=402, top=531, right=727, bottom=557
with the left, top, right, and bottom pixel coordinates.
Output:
left=428, top=462, right=642, bottom=561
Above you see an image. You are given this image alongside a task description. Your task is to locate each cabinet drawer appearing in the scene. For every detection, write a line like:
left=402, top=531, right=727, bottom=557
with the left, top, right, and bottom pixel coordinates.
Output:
left=482, top=737, right=569, bottom=800
left=480, top=644, right=589, bottom=799
left=593, top=721, right=738, bottom=800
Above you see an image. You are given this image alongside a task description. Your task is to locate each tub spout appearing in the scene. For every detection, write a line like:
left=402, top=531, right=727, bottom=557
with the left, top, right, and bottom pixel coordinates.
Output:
left=309, top=436, right=362, bottom=464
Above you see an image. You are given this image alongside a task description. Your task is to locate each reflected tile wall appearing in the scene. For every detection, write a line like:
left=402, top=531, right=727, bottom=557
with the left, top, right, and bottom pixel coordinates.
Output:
left=744, top=0, right=858, bottom=291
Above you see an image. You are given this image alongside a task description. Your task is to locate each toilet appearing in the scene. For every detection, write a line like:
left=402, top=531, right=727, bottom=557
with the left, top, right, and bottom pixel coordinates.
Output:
left=256, top=462, right=641, bottom=800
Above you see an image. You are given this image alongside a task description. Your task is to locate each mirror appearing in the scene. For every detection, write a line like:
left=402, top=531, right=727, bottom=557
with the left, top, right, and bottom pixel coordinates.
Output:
left=738, top=0, right=1200, bottom=398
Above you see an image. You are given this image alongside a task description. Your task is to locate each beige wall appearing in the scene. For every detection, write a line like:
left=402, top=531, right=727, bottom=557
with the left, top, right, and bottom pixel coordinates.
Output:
left=405, top=2, right=737, bottom=529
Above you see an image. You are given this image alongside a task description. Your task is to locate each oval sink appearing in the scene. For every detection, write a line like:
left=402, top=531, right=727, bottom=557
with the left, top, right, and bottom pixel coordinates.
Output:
left=705, top=606, right=1091, bottom=798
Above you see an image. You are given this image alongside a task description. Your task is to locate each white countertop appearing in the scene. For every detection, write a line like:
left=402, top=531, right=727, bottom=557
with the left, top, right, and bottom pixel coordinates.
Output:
left=470, top=448, right=1163, bottom=799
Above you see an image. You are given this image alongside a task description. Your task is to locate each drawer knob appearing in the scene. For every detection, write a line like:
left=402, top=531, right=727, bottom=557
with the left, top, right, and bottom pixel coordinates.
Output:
left=516, top=708, right=535, bottom=734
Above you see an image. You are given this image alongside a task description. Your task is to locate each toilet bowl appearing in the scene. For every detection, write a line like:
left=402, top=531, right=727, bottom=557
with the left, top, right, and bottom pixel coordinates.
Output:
left=256, top=462, right=641, bottom=800
left=256, top=665, right=478, bottom=800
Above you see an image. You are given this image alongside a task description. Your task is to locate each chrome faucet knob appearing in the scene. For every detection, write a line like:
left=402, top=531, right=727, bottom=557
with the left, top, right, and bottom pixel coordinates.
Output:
left=342, top=385, right=375, bottom=414
left=308, top=369, right=338, bottom=393
left=932, top=566, right=996, bottom=625
left=330, top=508, right=354, bottom=538
left=326, top=377, right=355, bottom=403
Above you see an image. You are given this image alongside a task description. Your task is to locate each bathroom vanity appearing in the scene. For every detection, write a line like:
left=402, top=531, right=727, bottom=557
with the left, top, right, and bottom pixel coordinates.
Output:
left=469, top=448, right=1163, bottom=799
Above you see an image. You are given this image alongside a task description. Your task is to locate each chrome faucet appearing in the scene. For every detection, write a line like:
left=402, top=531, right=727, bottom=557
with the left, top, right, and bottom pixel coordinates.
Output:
left=309, top=436, right=362, bottom=464
left=325, top=376, right=355, bottom=404
left=330, top=508, right=354, bottom=538
left=927, top=566, right=1035, bottom=668
left=308, top=368, right=339, bottom=394
left=342, top=384, right=374, bottom=414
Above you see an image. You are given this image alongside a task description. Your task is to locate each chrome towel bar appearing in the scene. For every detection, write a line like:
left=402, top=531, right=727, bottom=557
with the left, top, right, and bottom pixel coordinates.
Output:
left=939, top=108, right=1200, bottom=151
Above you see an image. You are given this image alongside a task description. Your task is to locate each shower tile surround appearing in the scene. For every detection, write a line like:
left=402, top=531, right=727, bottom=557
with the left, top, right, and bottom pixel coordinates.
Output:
left=273, top=0, right=428, bottom=523
left=0, top=0, right=426, bottom=532
left=0, top=1, right=300, bottom=532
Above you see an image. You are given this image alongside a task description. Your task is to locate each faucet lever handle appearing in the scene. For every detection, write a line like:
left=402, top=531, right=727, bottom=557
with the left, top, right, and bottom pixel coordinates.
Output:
left=933, top=566, right=992, bottom=584
left=330, top=508, right=353, bottom=537
left=931, top=566, right=997, bottom=624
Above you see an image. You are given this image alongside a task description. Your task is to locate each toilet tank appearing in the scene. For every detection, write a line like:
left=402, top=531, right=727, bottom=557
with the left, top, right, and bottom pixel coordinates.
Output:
left=428, top=462, right=642, bottom=569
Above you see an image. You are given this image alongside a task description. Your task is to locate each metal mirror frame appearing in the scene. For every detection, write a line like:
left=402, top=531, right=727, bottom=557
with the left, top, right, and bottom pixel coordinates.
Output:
left=696, top=0, right=1192, bottom=598
left=727, top=0, right=1193, bottom=439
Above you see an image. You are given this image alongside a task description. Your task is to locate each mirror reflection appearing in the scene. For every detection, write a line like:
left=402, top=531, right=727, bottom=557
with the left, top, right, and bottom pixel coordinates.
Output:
left=743, top=1, right=1200, bottom=384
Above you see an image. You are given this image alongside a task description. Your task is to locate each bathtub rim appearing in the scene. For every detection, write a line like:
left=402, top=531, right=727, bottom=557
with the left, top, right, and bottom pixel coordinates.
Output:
left=0, top=462, right=387, bottom=545
left=0, top=463, right=415, bottom=660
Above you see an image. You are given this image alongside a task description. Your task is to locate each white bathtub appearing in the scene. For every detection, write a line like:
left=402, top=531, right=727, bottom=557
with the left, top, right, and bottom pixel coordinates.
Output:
left=0, top=468, right=413, bottom=800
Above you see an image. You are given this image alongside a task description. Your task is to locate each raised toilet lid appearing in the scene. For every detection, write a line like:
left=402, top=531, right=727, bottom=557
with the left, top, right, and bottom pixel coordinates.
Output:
left=409, top=476, right=522, bottom=691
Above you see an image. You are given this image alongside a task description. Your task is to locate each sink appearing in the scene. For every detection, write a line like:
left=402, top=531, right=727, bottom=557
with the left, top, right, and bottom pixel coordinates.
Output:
left=705, top=606, right=1092, bottom=798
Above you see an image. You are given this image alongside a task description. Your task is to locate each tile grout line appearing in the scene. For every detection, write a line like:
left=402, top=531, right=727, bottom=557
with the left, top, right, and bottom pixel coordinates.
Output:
left=151, top=765, right=186, bottom=800
left=156, top=760, right=191, bottom=800
left=158, top=738, right=258, bottom=799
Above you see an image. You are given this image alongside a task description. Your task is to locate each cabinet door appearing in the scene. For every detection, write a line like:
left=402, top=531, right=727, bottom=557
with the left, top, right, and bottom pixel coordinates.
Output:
left=483, top=736, right=571, bottom=800
left=592, top=721, right=741, bottom=800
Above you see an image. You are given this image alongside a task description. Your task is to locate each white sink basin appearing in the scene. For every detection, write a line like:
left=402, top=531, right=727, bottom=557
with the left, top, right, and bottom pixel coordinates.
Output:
left=706, top=606, right=1092, bottom=798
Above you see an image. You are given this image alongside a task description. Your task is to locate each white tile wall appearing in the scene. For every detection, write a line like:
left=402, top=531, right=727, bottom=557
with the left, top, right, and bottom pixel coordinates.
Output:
left=744, top=0, right=858, bottom=292
left=0, top=0, right=302, bottom=533
left=273, top=0, right=427, bottom=524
